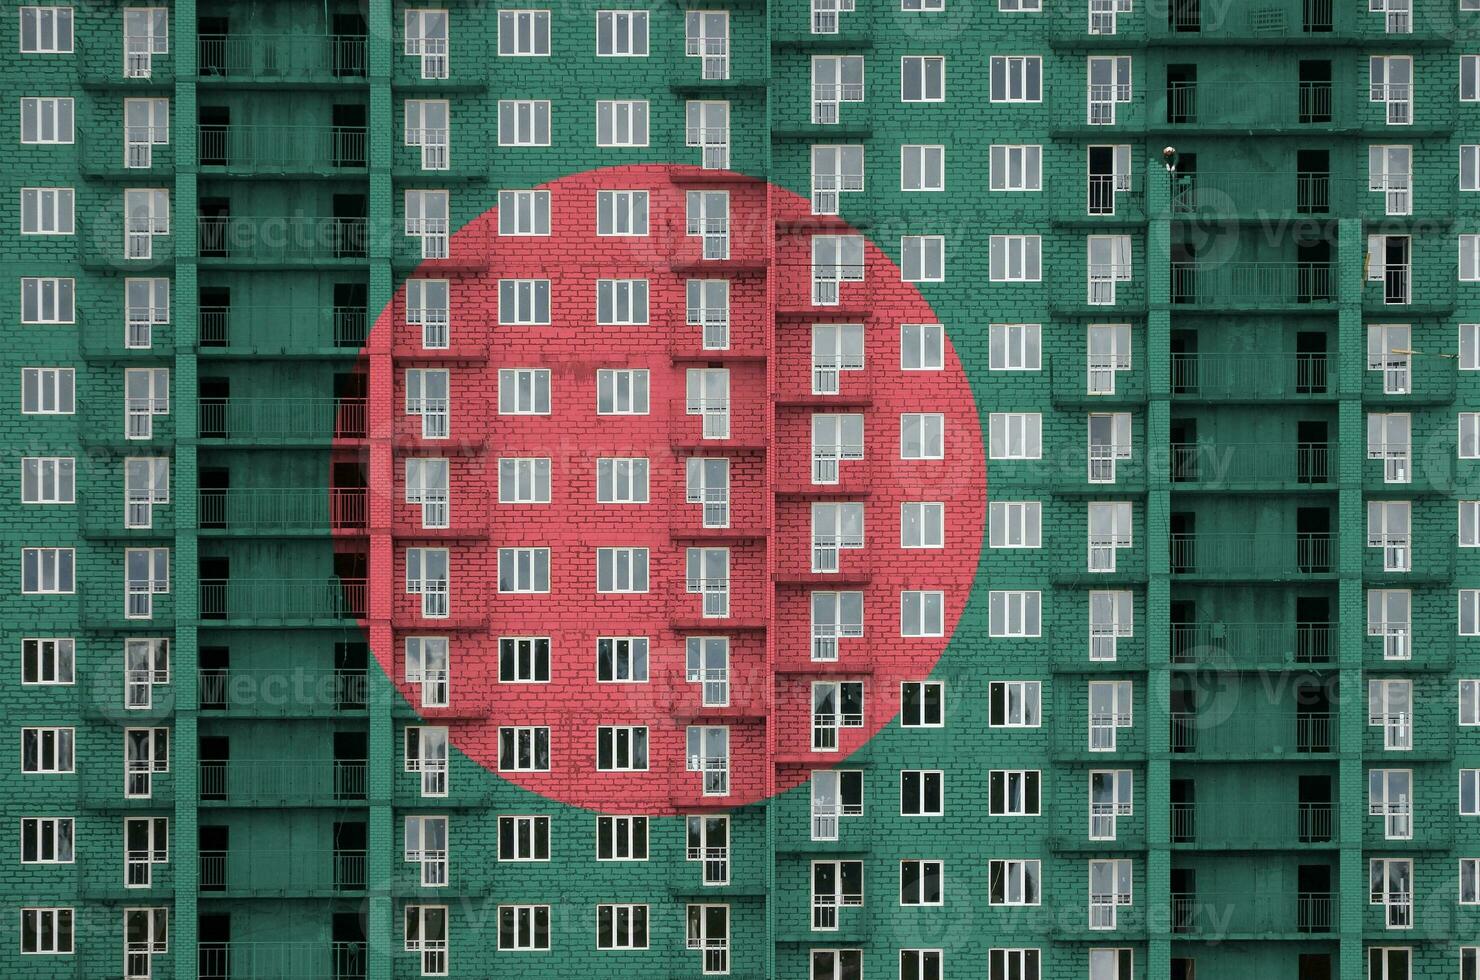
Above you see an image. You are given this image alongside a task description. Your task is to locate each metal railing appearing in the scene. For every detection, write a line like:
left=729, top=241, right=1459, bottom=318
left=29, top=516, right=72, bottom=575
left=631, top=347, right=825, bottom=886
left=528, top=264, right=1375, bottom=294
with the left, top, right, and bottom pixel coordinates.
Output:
left=199, top=216, right=368, bottom=263
left=1170, top=262, right=1334, bottom=307
left=1170, top=711, right=1334, bottom=754
left=198, top=397, right=368, bottom=441
left=1163, top=80, right=1333, bottom=126
left=198, top=487, right=367, bottom=531
left=199, top=848, right=367, bottom=893
left=1170, top=800, right=1336, bottom=845
left=198, top=667, right=368, bottom=713
left=197, top=33, right=368, bottom=81
left=198, top=305, right=368, bottom=350
left=199, top=125, right=367, bottom=170
left=1171, top=891, right=1335, bottom=935
left=1169, top=442, right=1334, bottom=486
left=197, top=941, right=366, bottom=980
left=198, top=577, right=368, bottom=621
left=1170, top=531, right=1334, bottom=577
left=1169, top=621, right=1336, bottom=665
left=198, top=759, right=368, bottom=803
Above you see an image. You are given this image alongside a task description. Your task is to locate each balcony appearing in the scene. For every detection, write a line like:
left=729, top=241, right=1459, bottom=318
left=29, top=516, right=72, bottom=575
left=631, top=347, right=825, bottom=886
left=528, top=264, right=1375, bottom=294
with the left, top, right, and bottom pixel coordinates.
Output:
left=197, top=34, right=368, bottom=85
left=1170, top=442, right=1335, bottom=490
left=199, top=306, right=368, bottom=356
left=1170, top=891, right=1335, bottom=938
left=1170, top=352, right=1333, bottom=400
left=1155, top=80, right=1334, bottom=130
left=1170, top=800, right=1337, bottom=847
left=199, top=667, right=368, bottom=716
left=1169, top=171, right=1355, bottom=218
left=1170, top=710, right=1334, bottom=757
left=198, top=577, right=367, bottom=625
left=1170, top=532, right=1335, bottom=580
left=1169, top=621, right=1336, bottom=667
left=1170, top=263, right=1335, bottom=309
left=199, top=124, right=367, bottom=175
left=198, top=488, right=367, bottom=534
left=198, top=759, right=368, bottom=805
left=197, top=942, right=366, bottom=980
left=199, top=216, right=368, bottom=267
left=198, top=397, right=368, bottom=445
left=200, top=847, right=366, bottom=896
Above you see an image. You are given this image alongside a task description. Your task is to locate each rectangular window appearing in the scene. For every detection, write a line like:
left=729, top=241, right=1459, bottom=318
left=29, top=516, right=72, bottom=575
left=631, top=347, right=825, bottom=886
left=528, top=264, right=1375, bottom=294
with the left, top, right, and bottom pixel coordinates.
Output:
left=1370, top=56, right=1413, bottom=125
left=124, top=638, right=169, bottom=710
left=1462, top=679, right=1480, bottom=726
left=989, top=412, right=1042, bottom=459
left=497, top=279, right=551, bottom=325
left=1465, top=235, right=1480, bottom=282
left=598, top=547, right=649, bottom=593
left=404, top=815, right=448, bottom=887
left=901, top=590, right=944, bottom=636
left=990, top=56, right=1043, bottom=102
left=22, top=728, right=73, bottom=773
left=21, top=367, right=73, bottom=414
left=901, top=502, right=944, bottom=548
left=597, top=100, right=649, bottom=146
left=597, top=190, right=649, bottom=236
left=404, top=189, right=448, bottom=259
left=597, top=904, right=649, bottom=949
left=1368, top=500, right=1412, bottom=573
left=406, top=278, right=450, bottom=349
left=1088, top=680, right=1133, bottom=751
left=989, top=235, right=1042, bottom=281
left=812, top=412, right=864, bottom=484
left=901, top=323, right=944, bottom=370
left=990, top=949, right=1041, bottom=980
left=404, top=99, right=449, bottom=170
left=597, top=636, right=650, bottom=682
left=404, top=904, right=448, bottom=976
left=20, top=907, right=72, bottom=954
left=988, top=770, right=1041, bottom=816
left=989, top=591, right=1042, bottom=637
left=123, top=727, right=168, bottom=798
left=1087, top=56, right=1133, bottom=124
left=811, top=55, right=866, bottom=124
left=900, top=859, right=943, bottom=906
left=597, top=814, right=649, bottom=860
left=1463, top=413, right=1480, bottom=458
left=812, top=680, right=865, bottom=751
left=901, top=681, right=944, bottom=727
left=1089, top=769, right=1134, bottom=839
left=20, top=187, right=73, bottom=234
left=406, top=458, right=450, bottom=528
left=404, top=725, right=449, bottom=796
left=812, top=501, right=864, bottom=573
left=498, top=727, right=551, bottom=771
left=901, top=413, right=944, bottom=459
left=20, top=817, right=73, bottom=864
left=1090, top=590, right=1134, bottom=661
left=988, top=859, right=1041, bottom=905
left=902, top=951, right=944, bottom=980
left=498, top=815, right=549, bottom=861
left=989, top=681, right=1042, bottom=727
left=1087, top=501, right=1133, bottom=573
left=123, top=816, right=168, bottom=887
left=122, top=8, right=168, bottom=78
left=124, top=547, right=169, bottom=619
left=1465, top=146, right=1480, bottom=192
left=687, top=367, right=730, bottom=439
left=405, top=368, right=450, bottom=439
left=22, top=637, right=74, bottom=685
left=497, top=368, right=550, bottom=414
left=901, top=235, right=945, bottom=282
left=597, top=457, right=649, bottom=503
left=19, top=97, right=73, bottom=144
left=1465, top=55, right=1480, bottom=100
left=811, top=859, right=865, bottom=930
left=687, top=190, right=730, bottom=260
left=901, top=56, right=946, bottom=102
left=812, top=590, right=864, bottom=661
left=811, top=144, right=865, bottom=215
left=687, top=279, right=731, bottom=350
left=596, top=279, right=650, bottom=325
left=990, top=144, right=1042, bottom=191
left=21, top=457, right=74, bottom=504
left=596, top=10, right=649, bottom=56
left=597, top=725, right=649, bottom=770
left=989, top=501, right=1042, bottom=549
left=498, top=100, right=551, bottom=146
left=124, top=367, right=169, bottom=439
left=812, top=233, right=865, bottom=304
left=123, top=457, right=168, bottom=530
left=687, top=725, right=730, bottom=795
left=498, top=637, right=549, bottom=683
left=597, top=369, right=650, bottom=415
left=901, top=145, right=945, bottom=191
left=498, top=9, right=550, bottom=55
left=685, top=10, right=729, bottom=79
left=497, top=190, right=550, bottom=236
left=989, top=323, right=1042, bottom=370
left=900, top=769, right=943, bottom=816
left=19, top=8, right=73, bottom=53
left=1465, top=769, right=1480, bottom=814
left=1461, top=859, right=1480, bottom=904
left=20, top=277, right=74, bottom=324
left=497, top=457, right=549, bottom=504
left=404, top=637, right=450, bottom=709
left=1088, top=235, right=1134, bottom=305
left=686, top=99, right=731, bottom=170
left=22, top=548, right=74, bottom=594
left=498, top=548, right=550, bottom=593
left=1088, top=858, right=1133, bottom=929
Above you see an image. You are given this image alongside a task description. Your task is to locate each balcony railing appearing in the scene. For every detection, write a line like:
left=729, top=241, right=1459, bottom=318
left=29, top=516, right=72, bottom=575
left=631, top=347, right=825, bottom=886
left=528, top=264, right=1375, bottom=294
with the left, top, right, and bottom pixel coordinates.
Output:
left=198, top=397, right=367, bottom=441
left=1170, top=532, right=1334, bottom=578
left=197, top=941, right=366, bottom=980
left=1170, top=442, right=1334, bottom=487
left=198, top=759, right=368, bottom=803
left=1170, top=800, right=1336, bottom=846
left=199, top=216, right=368, bottom=264
left=1169, top=621, right=1336, bottom=666
left=1170, top=711, right=1334, bottom=755
left=199, top=667, right=368, bottom=713
left=200, top=848, right=367, bottom=893
left=199, top=125, right=367, bottom=171
left=197, top=34, right=368, bottom=83
left=198, top=577, right=368, bottom=621
left=1170, top=262, right=1335, bottom=307
left=1160, top=80, right=1333, bottom=128
left=1171, top=891, right=1335, bottom=936
left=198, top=488, right=367, bottom=532
left=1169, top=171, right=1356, bottom=216
left=199, top=305, right=368, bottom=352
left=1171, top=353, right=1331, bottom=400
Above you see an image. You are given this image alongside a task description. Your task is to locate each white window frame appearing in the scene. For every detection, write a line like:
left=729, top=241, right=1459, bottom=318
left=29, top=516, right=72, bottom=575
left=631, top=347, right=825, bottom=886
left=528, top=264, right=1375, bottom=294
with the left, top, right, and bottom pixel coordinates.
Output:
left=20, top=277, right=74, bottom=325
left=596, top=100, right=649, bottom=147
left=989, top=591, right=1042, bottom=637
left=497, top=190, right=550, bottom=236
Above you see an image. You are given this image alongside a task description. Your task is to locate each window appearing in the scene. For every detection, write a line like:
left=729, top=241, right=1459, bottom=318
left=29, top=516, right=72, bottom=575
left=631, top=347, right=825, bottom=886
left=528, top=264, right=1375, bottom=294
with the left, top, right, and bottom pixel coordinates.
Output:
left=812, top=590, right=863, bottom=660
left=19, top=97, right=73, bottom=144
left=121, top=98, right=168, bottom=170
left=404, top=189, right=448, bottom=259
left=990, top=501, right=1042, bottom=548
left=1462, top=859, right=1480, bottom=904
left=121, top=188, right=168, bottom=260
left=497, top=191, right=549, bottom=237
left=1087, top=56, right=1133, bottom=124
left=1088, top=235, right=1133, bottom=304
left=405, top=726, right=449, bottom=796
left=688, top=457, right=730, bottom=527
left=597, top=190, right=649, bottom=236
left=405, top=547, right=450, bottom=619
left=811, top=859, right=864, bottom=929
left=901, top=502, right=944, bottom=549
left=1090, top=769, right=1134, bottom=839
left=19, top=7, right=73, bottom=53
left=990, top=56, right=1043, bottom=102
left=686, top=904, right=730, bottom=974
left=686, top=10, right=729, bottom=78
left=124, top=638, right=169, bottom=710
left=404, top=905, right=448, bottom=977
left=506, top=911, right=556, bottom=953
left=687, top=725, right=730, bottom=795
left=597, top=100, right=649, bottom=146
left=991, top=949, right=1041, bottom=980
left=811, top=55, right=865, bottom=124
left=1466, top=55, right=1480, bottom=100
left=901, top=859, right=943, bottom=906
left=498, top=100, right=551, bottom=146
left=989, top=591, right=1042, bottom=637
left=811, top=145, right=865, bottom=215
left=989, top=769, right=1041, bottom=816
left=901, top=413, right=944, bottom=459
left=120, top=278, right=166, bottom=349
left=813, top=949, right=863, bottom=980
left=902, top=145, right=945, bottom=191
left=402, top=368, right=451, bottom=440
left=498, top=637, right=549, bottom=683
left=496, top=279, right=551, bottom=325
left=901, top=590, right=944, bottom=636
left=1368, top=412, right=1412, bottom=483
left=498, top=548, right=550, bottom=593
left=123, top=816, right=167, bottom=887
left=405, top=279, right=450, bottom=349
left=20, top=277, right=74, bottom=324
left=811, top=770, right=863, bottom=839
left=687, top=367, right=730, bottom=439
left=404, top=99, right=449, bottom=170
left=989, top=413, right=1042, bottom=459
left=124, top=727, right=168, bottom=798
left=812, top=413, right=864, bottom=484
left=404, top=816, right=449, bottom=887
left=22, top=637, right=74, bottom=685
left=1465, top=769, right=1480, bottom=814
left=1090, top=590, right=1134, bottom=661
left=22, top=548, right=74, bottom=594
left=901, top=681, right=944, bottom=726
left=687, top=547, right=730, bottom=617
left=21, top=728, right=73, bottom=773
left=20, top=817, right=73, bottom=863
left=497, top=457, right=549, bottom=505
left=1464, top=413, right=1480, bottom=458
left=21, top=457, right=74, bottom=505
left=1370, top=56, right=1413, bottom=125
left=1089, top=412, right=1134, bottom=483
left=1087, top=501, right=1133, bottom=573
left=812, top=680, right=865, bottom=750
left=1368, top=500, right=1411, bottom=573
left=20, top=908, right=72, bottom=954
left=1370, top=145, right=1412, bottom=215
left=597, top=457, right=649, bottom=504
left=1463, top=589, right=1480, bottom=636
left=21, top=367, right=73, bottom=414
left=902, top=950, right=943, bottom=980
left=499, top=727, right=551, bottom=771
left=901, top=235, right=944, bottom=282
left=687, top=636, right=730, bottom=706
left=597, top=725, right=649, bottom=770
left=812, top=501, right=864, bottom=573
left=990, top=235, right=1042, bottom=281
left=19, top=188, right=72, bottom=234
left=1466, top=148, right=1480, bottom=194
left=597, top=547, right=649, bottom=593
left=687, top=99, right=731, bottom=170
left=1088, top=680, right=1133, bottom=750
left=600, top=815, right=650, bottom=861
left=1370, top=857, right=1414, bottom=927
left=990, top=145, right=1042, bottom=191
left=405, top=458, right=450, bottom=528
left=597, top=368, right=650, bottom=415
left=404, top=10, right=448, bottom=78
left=123, top=367, right=168, bottom=439
left=901, top=56, right=945, bottom=102
left=687, top=190, right=730, bottom=260
left=902, top=323, right=944, bottom=370
left=988, top=859, right=1040, bottom=905
left=124, top=457, right=168, bottom=529
left=597, top=904, right=649, bottom=950
left=901, top=769, right=943, bottom=815
left=597, top=10, right=648, bottom=55
left=990, top=681, right=1042, bottom=726
left=497, top=368, right=550, bottom=415
left=812, top=234, right=865, bottom=304
left=598, top=636, right=650, bottom=682
left=1462, top=679, right=1480, bottom=725
left=498, top=9, right=550, bottom=55
left=597, top=279, right=649, bottom=325
left=404, top=637, right=450, bottom=709
left=987, top=323, right=1041, bottom=372
left=1464, top=235, right=1480, bottom=282
left=1089, top=859, right=1133, bottom=928
left=124, top=547, right=169, bottom=619
left=1465, top=948, right=1478, bottom=980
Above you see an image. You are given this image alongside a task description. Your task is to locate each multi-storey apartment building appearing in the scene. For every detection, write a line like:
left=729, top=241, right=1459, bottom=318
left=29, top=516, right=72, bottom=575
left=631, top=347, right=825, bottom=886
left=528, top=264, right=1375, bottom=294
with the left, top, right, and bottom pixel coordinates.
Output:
left=5, top=1, right=1480, bottom=979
